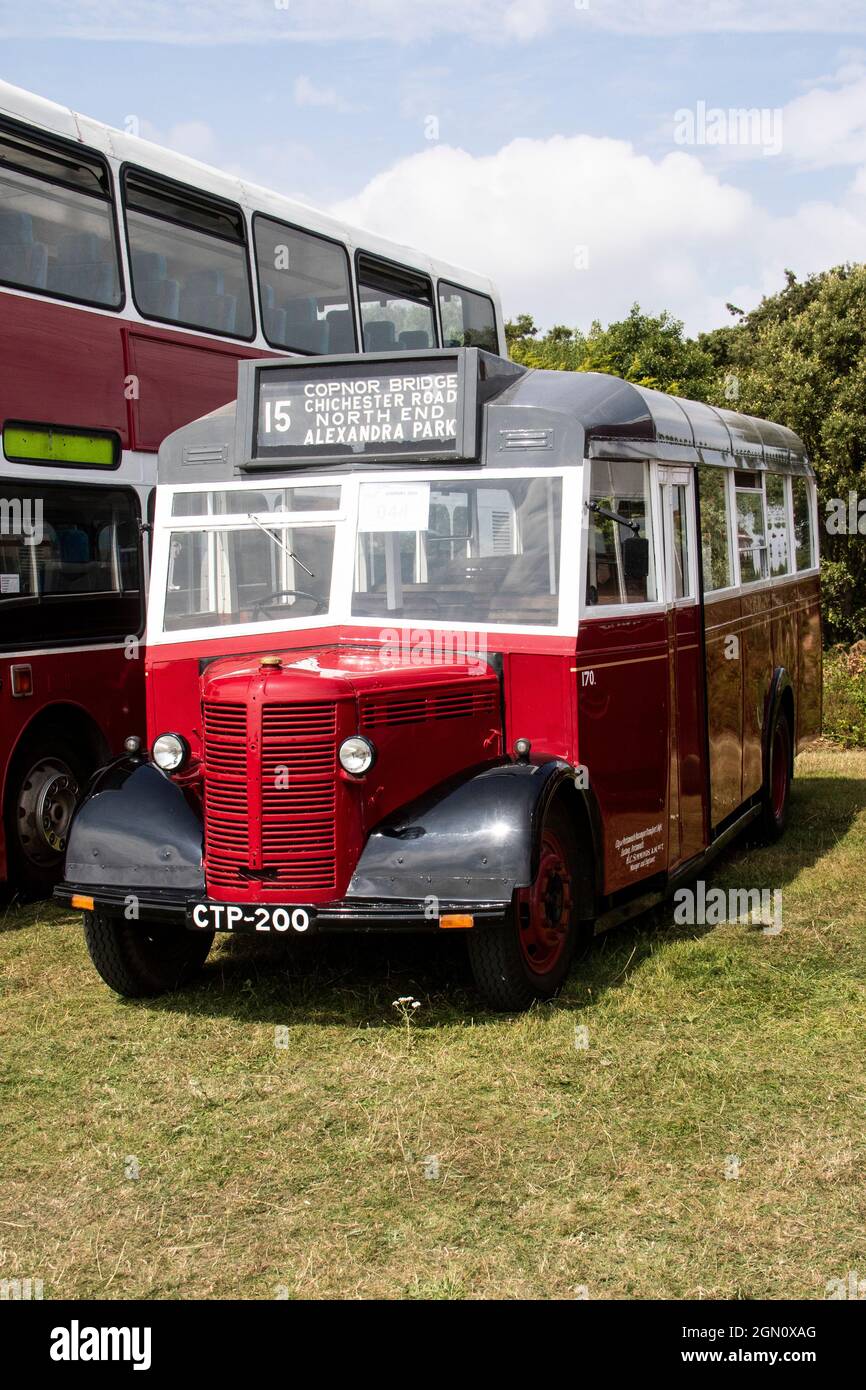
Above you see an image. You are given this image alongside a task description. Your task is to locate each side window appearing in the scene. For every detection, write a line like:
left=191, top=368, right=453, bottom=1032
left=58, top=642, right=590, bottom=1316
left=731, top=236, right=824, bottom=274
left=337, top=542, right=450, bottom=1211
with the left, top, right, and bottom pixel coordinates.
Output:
left=438, top=281, right=498, bottom=352
left=765, top=472, right=790, bottom=576
left=697, top=465, right=733, bottom=592
left=253, top=216, right=354, bottom=355
left=792, top=476, right=815, bottom=571
left=356, top=253, right=437, bottom=352
left=585, top=459, right=655, bottom=606
left=124, top=170, right=254, bottom=338
left=0, top=120, right=121, bottom=308
left=734, top=471, right=768, bottom=584
left=0, top=483, right=142, bottom=646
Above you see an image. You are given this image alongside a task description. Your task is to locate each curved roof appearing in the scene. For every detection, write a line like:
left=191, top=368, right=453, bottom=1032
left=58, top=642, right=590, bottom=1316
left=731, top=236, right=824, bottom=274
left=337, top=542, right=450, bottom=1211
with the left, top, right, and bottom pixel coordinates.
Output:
left=495, top=369, right=811, bottom=474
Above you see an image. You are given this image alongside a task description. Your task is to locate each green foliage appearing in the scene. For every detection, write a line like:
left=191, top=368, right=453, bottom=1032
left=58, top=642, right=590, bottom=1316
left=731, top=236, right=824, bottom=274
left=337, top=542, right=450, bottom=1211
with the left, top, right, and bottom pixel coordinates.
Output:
left=823, top=643, right=866, bottom=747
left=508, top=263, right=866, bottom=641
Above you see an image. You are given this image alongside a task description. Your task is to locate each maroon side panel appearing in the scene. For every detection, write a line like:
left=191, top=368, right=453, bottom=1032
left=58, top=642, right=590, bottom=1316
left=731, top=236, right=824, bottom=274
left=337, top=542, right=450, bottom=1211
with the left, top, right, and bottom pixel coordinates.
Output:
left=574, top=612, right=670, bottom=895
left=704, top=593, right=744, bottom=825
left=0, top=292, right=129, bottom=442
left=796, top=575, right=822, bottom=745
left=504, top=650, right=577, bottom=762
left=127, top=326, right=266, bottom=452
left=671, top=601, right=707, bottom=865
left=741, top=588, right=772, bottom=799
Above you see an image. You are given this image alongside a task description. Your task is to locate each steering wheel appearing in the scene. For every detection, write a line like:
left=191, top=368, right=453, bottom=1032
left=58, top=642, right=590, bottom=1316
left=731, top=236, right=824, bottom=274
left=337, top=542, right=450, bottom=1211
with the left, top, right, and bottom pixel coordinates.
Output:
left=251, top=589, right=328, bottom=617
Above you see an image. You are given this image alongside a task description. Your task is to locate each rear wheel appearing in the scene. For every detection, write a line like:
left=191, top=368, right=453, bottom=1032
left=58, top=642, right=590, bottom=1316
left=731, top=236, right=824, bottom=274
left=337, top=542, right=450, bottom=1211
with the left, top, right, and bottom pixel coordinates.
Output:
left=4, top=729, right=90, bottom=897
left=83, top=912, right=214, bottom=998
left=467, top=802, right=580, bottom=1011
left=757, top=707, right=793, bottom=843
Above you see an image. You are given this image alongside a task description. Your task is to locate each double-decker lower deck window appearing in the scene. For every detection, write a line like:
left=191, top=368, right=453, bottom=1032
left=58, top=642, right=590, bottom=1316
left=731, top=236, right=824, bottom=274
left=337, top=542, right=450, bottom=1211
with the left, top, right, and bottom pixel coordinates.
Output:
left=0, top=122, right=121, bottom=307
left=0, top=483, right=141, bottom=646
left=352, top=477, right=562, bottom=627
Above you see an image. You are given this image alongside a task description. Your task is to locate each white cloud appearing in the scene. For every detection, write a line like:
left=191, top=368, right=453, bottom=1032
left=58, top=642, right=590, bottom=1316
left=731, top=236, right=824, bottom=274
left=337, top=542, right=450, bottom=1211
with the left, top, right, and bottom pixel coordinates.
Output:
left=2, top=0, right=863, bottom=44
left=331, top=134, right=866, bottom=335
left=781, top=61, right=866, bottom=166
left=293, top=75, right=351, bottom=112
left=135, top=117, right=220, bottom=163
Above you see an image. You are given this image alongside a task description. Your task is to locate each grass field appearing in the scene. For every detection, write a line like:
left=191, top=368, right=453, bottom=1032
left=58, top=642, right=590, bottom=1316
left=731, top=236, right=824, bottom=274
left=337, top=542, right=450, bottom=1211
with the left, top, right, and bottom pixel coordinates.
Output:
left=2, top=745, right=865, bottom=1301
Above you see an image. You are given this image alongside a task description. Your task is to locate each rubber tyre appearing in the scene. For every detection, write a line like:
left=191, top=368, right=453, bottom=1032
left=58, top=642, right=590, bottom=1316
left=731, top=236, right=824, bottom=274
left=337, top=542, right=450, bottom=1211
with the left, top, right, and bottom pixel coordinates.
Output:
left=756, top=707, right=793, bottom=844
left=467, top=802, right=580, bottom=1011
left=83, top=912, right=214, bottom=998
left=4, top=727, right=91, bottom=898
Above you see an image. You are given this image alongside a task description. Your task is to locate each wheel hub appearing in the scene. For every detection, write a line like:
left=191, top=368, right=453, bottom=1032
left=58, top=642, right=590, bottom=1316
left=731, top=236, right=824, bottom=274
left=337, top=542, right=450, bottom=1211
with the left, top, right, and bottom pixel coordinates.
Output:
left=16, top=759, right=79, bottom=866
left=519, top=829, right=573, bottom=973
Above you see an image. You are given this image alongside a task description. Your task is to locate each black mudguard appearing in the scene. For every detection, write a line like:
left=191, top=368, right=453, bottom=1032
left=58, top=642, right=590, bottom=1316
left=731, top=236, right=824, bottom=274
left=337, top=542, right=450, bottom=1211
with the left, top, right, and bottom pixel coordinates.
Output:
left=347, top=759, right=592, bottom=904
left=64, top=758, right=204, bottom=892
left=763, top=667, right=795, bottom=778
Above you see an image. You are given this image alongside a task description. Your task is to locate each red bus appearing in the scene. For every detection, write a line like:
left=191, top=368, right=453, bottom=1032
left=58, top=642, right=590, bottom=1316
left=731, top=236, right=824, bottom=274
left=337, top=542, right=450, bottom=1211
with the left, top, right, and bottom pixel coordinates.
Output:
left=57, top=348, right=822, bottom=1010
left=0, top=80, right=504, bottom=893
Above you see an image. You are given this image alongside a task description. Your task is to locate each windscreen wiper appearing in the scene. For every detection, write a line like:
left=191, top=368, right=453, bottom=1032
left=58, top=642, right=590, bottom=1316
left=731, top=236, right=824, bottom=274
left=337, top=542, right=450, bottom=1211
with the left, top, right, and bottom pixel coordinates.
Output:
left=587, top=500, right=641, bottom=536
left=247, top=514, right=314, bottom=578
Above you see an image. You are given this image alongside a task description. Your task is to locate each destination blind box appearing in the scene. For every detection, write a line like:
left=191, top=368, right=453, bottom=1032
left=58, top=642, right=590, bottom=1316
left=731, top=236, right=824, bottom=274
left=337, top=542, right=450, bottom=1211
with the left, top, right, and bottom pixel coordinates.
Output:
left=234, top=348, right=520, bottom=470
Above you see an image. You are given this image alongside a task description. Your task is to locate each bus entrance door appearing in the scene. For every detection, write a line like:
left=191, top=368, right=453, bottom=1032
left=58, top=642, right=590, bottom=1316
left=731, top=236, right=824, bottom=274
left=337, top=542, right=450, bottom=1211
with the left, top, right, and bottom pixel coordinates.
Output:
left=658, top=466, right=706, bottom=870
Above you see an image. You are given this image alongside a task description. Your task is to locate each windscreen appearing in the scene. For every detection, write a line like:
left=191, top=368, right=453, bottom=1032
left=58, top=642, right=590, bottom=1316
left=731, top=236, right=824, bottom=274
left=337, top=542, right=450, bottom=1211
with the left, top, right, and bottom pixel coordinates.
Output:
left=352, top=477, right=562, bottom=626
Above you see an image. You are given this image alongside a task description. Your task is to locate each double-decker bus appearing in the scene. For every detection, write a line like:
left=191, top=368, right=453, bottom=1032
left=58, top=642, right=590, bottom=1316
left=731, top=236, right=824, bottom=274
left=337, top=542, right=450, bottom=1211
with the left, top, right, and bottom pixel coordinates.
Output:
left=57, top=348, right=821, bottom=1010
left=0, top=80, right=503, bottom=893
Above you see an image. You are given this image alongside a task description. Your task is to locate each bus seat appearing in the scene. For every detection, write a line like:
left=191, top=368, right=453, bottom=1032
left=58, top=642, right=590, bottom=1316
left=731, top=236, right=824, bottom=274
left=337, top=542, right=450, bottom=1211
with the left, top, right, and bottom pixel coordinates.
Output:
left=399, top=330, right=430, bottom=350
left=364, top=320, right=397, bottom=352
left=180, top=269, right=237, bottom=333
left=131, top=250, right=180, bottom=319
left=282, top=297, right=327, bottom=353
left=47, top=232, right=116, bottom=302
left=0, top=211, right=48, bottom=289
left=326, top=308, right=355, bottom=353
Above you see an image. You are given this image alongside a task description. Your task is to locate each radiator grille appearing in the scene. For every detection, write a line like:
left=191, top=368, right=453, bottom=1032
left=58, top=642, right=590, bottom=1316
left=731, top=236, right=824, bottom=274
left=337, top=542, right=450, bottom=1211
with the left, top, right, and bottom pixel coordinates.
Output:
left=202, top=699, right=338, bottom=896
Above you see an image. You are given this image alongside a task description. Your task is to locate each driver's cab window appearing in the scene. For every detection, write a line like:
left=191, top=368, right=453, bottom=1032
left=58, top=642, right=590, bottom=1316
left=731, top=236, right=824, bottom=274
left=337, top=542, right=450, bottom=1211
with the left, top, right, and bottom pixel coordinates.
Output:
left=585, top=459, right=655, bottom=606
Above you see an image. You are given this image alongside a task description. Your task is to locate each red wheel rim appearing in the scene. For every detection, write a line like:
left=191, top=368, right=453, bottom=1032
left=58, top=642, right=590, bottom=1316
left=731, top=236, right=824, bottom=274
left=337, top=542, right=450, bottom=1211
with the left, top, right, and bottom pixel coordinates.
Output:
left=518, top=828, right=573, bottom=974
left=771, top=721, right=789, bottom=821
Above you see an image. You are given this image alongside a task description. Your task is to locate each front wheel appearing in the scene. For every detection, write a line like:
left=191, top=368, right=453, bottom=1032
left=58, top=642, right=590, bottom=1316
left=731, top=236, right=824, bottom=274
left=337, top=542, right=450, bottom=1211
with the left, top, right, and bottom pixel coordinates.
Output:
left=83, top=912, right=214, bottom=998
left=467, top=803, right=581, bottom=1011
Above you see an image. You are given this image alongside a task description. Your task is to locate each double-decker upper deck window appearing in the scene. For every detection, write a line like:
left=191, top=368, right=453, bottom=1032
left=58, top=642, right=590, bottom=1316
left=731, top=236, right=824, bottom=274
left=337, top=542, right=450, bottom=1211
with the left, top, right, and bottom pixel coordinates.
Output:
left=735, top=471, right=768, bottom=584
left=0, top=121, right=121, bottom=308
left=357, top=253, right=437, bottom=353
left=253, top=216, right=355, bottom=355
left=124, top=170, right=254, bottom=338
left=439, top=281, right=498, bottom=352
left=585, top=460, right=655, bottom=606
left=765, top=472, right=790, bottom=577
left=697, top=465, right=733, bottom=592
left=792, top=476, right=815, bottom=571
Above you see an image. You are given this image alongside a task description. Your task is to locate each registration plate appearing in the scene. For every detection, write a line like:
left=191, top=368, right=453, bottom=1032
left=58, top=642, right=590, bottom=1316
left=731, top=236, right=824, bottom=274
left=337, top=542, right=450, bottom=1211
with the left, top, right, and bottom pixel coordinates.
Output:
left=187, top=902, right=316, bottom=935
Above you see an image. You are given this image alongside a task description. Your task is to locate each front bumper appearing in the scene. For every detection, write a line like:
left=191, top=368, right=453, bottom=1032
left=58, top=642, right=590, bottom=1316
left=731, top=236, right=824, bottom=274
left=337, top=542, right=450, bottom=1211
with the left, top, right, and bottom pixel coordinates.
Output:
left=53, top=883, right=508, bottom=933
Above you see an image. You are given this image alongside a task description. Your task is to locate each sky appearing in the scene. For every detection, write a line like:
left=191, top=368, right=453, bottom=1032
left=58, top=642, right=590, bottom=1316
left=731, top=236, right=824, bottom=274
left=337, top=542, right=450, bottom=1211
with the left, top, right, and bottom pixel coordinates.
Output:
left=2, top=0, right=866, bottom=335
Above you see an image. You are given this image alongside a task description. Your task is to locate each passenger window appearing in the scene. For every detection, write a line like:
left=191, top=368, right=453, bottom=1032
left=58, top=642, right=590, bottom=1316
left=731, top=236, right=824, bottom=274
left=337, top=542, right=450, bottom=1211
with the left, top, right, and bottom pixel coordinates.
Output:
left=734, top=471, right=768, bottom=584
left=124, top=170, right=254, bottom=338
left=698, top=466, right=733, bottom=592
left=438, top=281, right=498, bottom=352
left=792, top=477, right=815, bottom=571
left=253, top=216, right=354, bottom=354
left=585, top=460, right=655, bottom=606
left=0, top=483, right=142, bottom=646
left=357, top=253, right=437, bottom=353
left=765, top=473, right=790, bottom=577
left=0, top=121, right=121, bottom=307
